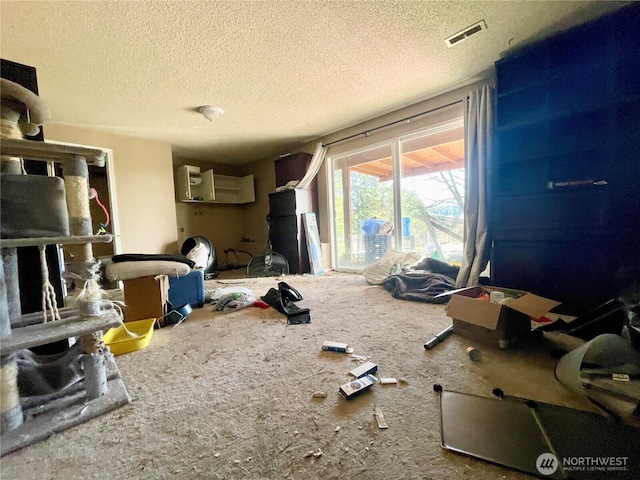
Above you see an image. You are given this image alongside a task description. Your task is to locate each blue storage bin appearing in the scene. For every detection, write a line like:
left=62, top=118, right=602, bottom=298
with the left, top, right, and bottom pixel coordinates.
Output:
left=169, top=269, right=205, bottom=308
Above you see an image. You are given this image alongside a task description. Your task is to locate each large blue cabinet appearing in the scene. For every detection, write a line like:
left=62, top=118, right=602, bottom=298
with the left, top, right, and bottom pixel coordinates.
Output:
left=490, top=4, right=640, bottom=313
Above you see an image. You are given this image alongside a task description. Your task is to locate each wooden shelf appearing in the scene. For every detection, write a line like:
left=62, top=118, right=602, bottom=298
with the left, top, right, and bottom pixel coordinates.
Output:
left=0, top=138, right=107, bottom=166
left=0, top=310, right=122, bottom=356
left=0, top=234, right=113, bottom=248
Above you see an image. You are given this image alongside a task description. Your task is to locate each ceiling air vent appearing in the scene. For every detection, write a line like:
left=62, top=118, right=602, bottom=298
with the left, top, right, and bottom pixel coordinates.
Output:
left=445, top=20, right=487, bottom=47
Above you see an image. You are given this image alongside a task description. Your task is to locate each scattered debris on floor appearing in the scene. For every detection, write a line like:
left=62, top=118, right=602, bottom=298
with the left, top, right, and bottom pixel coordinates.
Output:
left=261, top=282, right=311, bottom=325
left=466, top=346, right=481, bottom=361
left=321, top=340, right=354, bottom=353
left=555, top=333, right=640, bottom=421
left=373, top=405, right=389, bottom=429
left=304, top=448, right=323, bottom=459
left=348, top=353, right=371, bottom=361
left=423, top=324, right=454, bottom=350
left=210, top=286, right=257, bottom=312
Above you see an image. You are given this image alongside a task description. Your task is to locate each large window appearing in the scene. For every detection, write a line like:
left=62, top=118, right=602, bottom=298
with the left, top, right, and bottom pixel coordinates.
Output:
left=330, top=118, right=465, bottom=272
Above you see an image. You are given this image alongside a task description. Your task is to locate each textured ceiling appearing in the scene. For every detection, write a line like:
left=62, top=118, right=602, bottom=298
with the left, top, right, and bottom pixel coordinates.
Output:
left=0, top=1, right=629, bottom=165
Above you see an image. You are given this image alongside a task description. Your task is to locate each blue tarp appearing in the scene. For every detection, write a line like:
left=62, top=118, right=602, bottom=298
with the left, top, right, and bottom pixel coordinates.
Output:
left=361, top=218, right=391, bottom=235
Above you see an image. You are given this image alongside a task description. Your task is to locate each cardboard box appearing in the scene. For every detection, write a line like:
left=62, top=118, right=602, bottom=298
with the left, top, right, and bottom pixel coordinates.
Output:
left=339, top=374, right=378, bottom=400
left=444, top=286, right=561, bottom=349
left=349, top=361, right=378, bottom=379
left=321, top=341, right=354, bottom=353
left=123, top=275, right=169, bottom=322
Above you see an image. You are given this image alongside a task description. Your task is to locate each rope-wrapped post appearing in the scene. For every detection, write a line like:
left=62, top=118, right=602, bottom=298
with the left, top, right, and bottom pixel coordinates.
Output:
left=1, top=253, right=23, bottom=433
left=1, top=106, right=26, bottom=429
left=63, top=157, right=94, bottom=261
left=2, top=248, right=21, bottom=331
left=0, top=112, right=26, bottom=174
left=0, top=360, right=21, bottom=434
left=83, top=353, right=107, bottom=399
left=62, top=157, right=107, bottom=399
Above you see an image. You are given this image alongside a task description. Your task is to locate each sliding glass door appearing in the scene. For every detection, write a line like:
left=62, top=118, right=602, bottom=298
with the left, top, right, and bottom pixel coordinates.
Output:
left=331, top=142, right=395, bottom=270
left=399, top=120, right=465, bottom=265
left=330, top=119, right=465, bottom=272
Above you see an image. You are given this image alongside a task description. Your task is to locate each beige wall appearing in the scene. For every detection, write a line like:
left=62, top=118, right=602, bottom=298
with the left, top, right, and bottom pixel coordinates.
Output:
left=240, top=157, right=278, bottom=256
left=43, top=124, right=178, bottom=254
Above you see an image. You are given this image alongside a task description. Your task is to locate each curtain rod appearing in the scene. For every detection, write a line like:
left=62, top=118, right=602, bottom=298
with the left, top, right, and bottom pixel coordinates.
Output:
left=322, top=99, right=464, bottom=148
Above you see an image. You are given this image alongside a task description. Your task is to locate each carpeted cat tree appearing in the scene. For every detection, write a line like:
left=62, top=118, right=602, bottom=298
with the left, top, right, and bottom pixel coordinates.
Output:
left=1, top=76, right=130, bottom=455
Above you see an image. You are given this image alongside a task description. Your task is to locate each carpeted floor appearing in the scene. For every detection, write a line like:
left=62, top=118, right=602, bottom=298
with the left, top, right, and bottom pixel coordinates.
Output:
left=1, top=271, right=599, bottom=480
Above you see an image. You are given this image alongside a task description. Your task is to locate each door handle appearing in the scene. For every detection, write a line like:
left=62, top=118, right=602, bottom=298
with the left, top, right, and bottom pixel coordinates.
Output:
left=546, top=179, right=607, bottom=189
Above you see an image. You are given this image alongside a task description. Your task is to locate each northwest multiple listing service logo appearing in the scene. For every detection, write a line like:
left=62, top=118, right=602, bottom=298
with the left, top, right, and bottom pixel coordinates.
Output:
left=536, top=453, right=629, bottom=476
left=536, top=453, right=559, bottom=475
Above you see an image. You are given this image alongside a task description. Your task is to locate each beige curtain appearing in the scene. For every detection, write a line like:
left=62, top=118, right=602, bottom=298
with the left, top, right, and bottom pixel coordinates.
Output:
left=297, top=142, right=327, bottom=190
left=456, top=85, right=494, bottom=288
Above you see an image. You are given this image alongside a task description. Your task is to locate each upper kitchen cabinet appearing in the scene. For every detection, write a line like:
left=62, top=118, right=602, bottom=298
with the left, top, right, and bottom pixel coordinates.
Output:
left=175, top=165, right=254, bottom=204
left=175, top=165, right=213, bottom=202
left=211, top=173, right=255, bottom=204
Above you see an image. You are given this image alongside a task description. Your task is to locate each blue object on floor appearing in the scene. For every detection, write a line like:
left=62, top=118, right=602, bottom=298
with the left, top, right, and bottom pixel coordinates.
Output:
left=168, top=269, right=205, bottom=308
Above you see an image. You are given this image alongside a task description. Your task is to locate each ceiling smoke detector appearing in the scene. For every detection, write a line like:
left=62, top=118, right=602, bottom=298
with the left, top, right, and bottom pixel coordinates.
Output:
left=199, top=105, right=224, bottom=122
left=445, top=20, right=487, bottom=47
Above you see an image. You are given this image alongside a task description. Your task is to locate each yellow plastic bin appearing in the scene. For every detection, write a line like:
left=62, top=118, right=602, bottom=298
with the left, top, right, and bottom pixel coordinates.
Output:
left=104, top=318, right=156, bottom=355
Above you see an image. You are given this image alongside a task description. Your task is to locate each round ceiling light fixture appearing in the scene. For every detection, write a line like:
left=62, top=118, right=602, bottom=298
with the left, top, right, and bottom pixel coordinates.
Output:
left=199, top=105, right=224, bottom=122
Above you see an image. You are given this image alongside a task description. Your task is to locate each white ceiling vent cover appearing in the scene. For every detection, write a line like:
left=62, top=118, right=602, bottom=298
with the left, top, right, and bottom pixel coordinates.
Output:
left=445, top=20, right=487, bottom=47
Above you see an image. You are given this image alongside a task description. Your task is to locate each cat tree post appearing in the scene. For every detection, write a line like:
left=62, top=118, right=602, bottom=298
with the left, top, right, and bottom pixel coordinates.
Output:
left=0, top=82, right=30, bottom=433
left=63, top=157, right=107, bottom=399
left=0, top=255, right=23, bottom=433
left=0, top=97, right=26, bottom=175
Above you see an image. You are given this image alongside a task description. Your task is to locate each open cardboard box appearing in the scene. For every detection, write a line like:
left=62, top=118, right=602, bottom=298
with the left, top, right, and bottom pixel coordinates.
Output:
left=442, top=286, right=561, bottom=348
left=123, top=275, right=169, bottom=322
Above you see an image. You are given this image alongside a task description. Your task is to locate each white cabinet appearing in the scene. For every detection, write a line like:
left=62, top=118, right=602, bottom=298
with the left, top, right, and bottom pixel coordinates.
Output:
left=212, top=174, right=255, bottom=204
left=175, top=165, right=254, bottom=204
left=176, top=165, right=214, bottom=202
